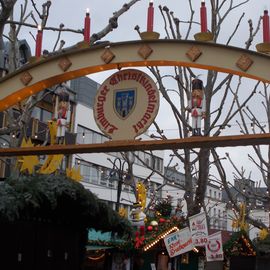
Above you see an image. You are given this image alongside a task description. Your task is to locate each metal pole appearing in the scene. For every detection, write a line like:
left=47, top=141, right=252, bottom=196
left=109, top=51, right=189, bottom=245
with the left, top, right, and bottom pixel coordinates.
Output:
left=111, top=158, right=127, bottom=213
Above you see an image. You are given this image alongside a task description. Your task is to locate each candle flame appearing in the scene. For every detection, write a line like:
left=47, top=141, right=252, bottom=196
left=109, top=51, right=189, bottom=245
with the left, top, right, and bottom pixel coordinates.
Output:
left=37, top=24, right=42, bottom=31
left=150, top=0, right=153, bottom=3
left=202, top=0, right=205, bottom=2
left=86, top=8, right=90, bottom=14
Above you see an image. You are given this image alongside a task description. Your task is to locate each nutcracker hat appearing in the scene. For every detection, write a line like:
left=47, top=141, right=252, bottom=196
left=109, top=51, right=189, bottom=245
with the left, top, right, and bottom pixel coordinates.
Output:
left=192, top=77, right=203, bottom=90
left=59, top=91, right=70, bottom=102
left=133, top=202, right=141, bottom=208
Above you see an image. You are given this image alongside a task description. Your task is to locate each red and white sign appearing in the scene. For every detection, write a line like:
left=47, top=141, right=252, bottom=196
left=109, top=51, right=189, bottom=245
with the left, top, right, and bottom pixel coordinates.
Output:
left=164, top=227, right=194, bottom=258
left=205, top=231, right=224, bottom=262
left=93, top=69, right=159, bottom=140
left=188, top=211, right=208, bottom=246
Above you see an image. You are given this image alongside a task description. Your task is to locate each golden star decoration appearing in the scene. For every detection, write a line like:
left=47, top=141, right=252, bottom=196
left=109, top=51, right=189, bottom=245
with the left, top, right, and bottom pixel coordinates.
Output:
left=19, top=138, right=40, bottom=174
left=66, top=166, right=83, bottom=182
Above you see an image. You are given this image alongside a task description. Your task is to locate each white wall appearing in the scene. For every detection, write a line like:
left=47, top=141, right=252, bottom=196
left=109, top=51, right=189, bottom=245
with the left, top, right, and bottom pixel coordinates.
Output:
left=205, top=184, right=227, bottom=230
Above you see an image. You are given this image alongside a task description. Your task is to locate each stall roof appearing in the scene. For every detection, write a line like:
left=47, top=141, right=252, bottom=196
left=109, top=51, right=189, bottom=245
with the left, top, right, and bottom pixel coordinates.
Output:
left=86, top=245, right=113, bottom=251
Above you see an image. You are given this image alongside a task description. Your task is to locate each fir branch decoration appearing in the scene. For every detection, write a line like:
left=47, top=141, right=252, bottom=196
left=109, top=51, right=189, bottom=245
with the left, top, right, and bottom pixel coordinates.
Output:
left=0, top=174, right=131, bottom=236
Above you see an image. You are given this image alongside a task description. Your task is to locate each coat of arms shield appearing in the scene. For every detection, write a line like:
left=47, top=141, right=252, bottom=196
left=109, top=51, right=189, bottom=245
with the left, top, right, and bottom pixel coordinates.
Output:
left=114, top=89, right=136, bottom=119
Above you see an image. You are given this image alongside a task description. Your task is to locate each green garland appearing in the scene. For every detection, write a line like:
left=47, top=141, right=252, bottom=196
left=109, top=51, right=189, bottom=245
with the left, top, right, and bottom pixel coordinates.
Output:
left=87, top=216, right=187, bottom=253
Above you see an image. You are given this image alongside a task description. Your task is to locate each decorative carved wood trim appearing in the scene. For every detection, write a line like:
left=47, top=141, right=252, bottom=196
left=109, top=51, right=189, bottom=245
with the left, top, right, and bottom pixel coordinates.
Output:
left=186, top=46, right=202, bottom=62
left=236, top=54, right=253, bottom=71
left=58, top=57, right=72, bottom=72
left=138, top=44, right=153, bottom=59
left=101, top=48, right=115, bottom=64
left=20, top=72, right=33, bottom=86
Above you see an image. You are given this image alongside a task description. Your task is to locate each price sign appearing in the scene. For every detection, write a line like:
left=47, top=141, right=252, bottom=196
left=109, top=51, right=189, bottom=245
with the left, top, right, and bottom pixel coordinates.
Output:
left=205, top=232, right=224, bottom=262
left=189, top=212, right=208, bottom=246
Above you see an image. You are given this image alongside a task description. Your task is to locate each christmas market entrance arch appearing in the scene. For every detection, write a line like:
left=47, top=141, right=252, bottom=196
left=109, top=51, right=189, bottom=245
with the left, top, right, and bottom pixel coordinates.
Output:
left=0, top=39, right=270, bottom=155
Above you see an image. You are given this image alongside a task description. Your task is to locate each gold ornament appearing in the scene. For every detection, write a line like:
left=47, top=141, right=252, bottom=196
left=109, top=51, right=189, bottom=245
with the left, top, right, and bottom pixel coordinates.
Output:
left=232, top=203, right=249, bottom=232
left=136, top=181, right=147, bottom=210
left=259, top=228, right=269, bottom=240
left=118, top=207, right=128, bottom=218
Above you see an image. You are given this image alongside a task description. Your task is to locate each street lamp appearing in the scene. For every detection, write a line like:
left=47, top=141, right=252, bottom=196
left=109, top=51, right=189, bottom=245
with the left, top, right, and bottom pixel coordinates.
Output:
left=109, top=157, right=128, bottom=213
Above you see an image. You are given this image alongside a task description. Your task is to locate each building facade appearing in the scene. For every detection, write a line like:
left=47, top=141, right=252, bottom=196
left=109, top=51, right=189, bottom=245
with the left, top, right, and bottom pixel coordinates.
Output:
left=70, top=77, right=164, bottom=214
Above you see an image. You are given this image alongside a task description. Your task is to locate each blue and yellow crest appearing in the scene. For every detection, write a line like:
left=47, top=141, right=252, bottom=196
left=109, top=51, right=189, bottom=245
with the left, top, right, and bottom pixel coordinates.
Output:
left=114, top=89, right=136, bottom=119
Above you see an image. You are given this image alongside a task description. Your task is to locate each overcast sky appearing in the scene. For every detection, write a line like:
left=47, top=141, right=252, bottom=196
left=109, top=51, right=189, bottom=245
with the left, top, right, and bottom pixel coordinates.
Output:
left=14, top=0, right=265, bottom=55
left=12, top=0, right=269, bottom=185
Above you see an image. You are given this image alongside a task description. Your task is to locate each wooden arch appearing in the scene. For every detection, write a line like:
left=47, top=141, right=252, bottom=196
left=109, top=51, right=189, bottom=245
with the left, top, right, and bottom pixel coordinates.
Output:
left=0, top=39, right=270, bottom=111
left=1, top=39, right=270, bottom=156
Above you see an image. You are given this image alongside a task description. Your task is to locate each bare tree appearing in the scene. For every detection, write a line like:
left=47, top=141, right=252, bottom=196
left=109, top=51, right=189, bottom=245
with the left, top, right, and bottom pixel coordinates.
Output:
left=0, top=0, right=268, bottom=230
left=132, top=1, right=268, bottom=231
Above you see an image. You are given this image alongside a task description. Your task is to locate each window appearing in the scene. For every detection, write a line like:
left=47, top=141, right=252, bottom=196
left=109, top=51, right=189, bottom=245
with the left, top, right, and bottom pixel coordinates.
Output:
left=256, top=200, right=263, bottom=206
left=108, top=177, right=115, bottom=189
left=100, top=168, right=109, bottom=186
left=78, top=160, right=100, bottom=184
left=123, top=184, right=131, bottom=192
left=77, top=125, right=108, bottom=144
left=154, top=156, right=163, bottom=173
left=138, top=152, right=145, bottom=165
left=145, top=153, right=151, bottom=166
left=32, top=107, right=41, bottom=119
left=214, top=191, right=217, bottom=199
left=31, top=107, right=53, bottom=122
left=209, top=189, right=212, bottom=197
left=42, top=109, right=53, bottom=122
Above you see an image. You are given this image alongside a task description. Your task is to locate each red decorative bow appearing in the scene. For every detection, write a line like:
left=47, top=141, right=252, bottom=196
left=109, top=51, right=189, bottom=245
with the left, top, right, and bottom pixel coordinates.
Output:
left=134, top=231, right=145, bottom=249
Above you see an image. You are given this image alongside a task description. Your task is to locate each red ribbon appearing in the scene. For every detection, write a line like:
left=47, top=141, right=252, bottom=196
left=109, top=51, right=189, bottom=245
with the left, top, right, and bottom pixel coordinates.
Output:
left=134, top=230, right=145, bottom=249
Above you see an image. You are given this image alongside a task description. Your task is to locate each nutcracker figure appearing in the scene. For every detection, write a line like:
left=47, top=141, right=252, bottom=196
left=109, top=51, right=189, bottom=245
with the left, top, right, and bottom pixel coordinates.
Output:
left=55, top=91, right=70, bottom=144
left=187, top=78, right=206, bottom=136
left=128, top=202, right=146, bottom=228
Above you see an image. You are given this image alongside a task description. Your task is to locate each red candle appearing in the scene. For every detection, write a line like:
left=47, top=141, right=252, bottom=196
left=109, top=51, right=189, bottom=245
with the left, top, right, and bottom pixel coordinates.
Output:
left=263, top=10, right=270, bottom=43
left=147, top=0, right=154, bottom=32
left=84, top=8, right=91, bottom=43
left=200, top=1, right=207, bottom=33
left=35, top=25, right=43, bottom=57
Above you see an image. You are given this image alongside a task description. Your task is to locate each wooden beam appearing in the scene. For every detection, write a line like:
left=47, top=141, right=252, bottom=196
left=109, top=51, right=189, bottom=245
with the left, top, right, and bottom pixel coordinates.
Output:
left=1, top=133, right=270, bottom=157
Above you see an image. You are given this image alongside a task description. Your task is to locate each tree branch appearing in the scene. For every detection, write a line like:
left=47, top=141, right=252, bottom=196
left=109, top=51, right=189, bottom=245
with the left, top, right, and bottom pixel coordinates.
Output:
left=90, top=0, right=141, bottom=44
